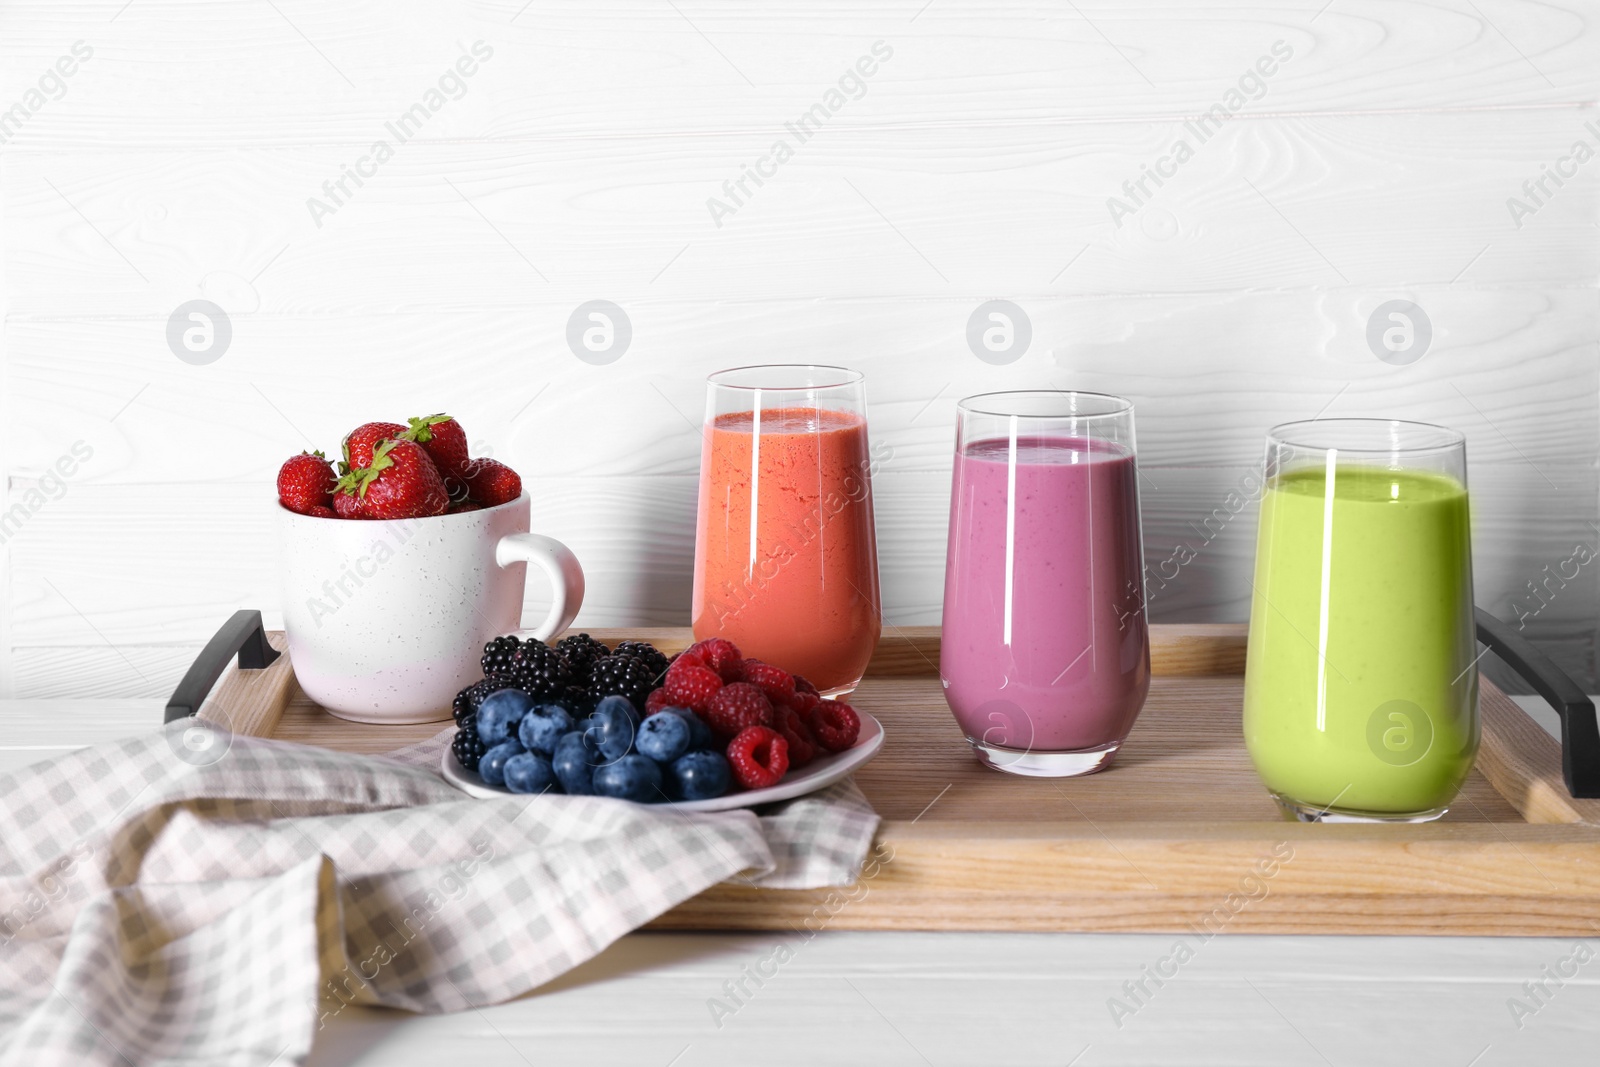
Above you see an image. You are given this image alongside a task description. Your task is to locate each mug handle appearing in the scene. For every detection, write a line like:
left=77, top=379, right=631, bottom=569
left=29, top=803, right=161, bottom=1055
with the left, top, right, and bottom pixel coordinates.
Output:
left=495, top=533, right=585, bottom=641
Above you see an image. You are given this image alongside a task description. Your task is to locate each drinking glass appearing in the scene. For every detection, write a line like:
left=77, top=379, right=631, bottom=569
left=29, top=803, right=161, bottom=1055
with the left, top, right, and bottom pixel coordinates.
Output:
left=940, top=390, right=1150, bottom=776
left=1243, top=418, right=1478, bottom=822
left=691, top=365, right=881, bottom=695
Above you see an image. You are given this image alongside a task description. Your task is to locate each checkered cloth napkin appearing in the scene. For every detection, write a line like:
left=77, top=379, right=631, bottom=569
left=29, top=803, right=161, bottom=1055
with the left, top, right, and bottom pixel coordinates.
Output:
left=0, top=720, right=880, bottom=1066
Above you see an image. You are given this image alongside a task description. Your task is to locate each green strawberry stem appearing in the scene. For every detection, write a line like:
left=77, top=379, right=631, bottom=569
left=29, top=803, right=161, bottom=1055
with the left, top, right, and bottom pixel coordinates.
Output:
left=403, top=413, right=452, bottom=444
left=335, top=438, right=398, bottom=499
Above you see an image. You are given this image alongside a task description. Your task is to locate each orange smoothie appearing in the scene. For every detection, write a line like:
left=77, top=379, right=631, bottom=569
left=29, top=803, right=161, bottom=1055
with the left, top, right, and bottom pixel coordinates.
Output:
left=692, top=407, right=881, bottom=692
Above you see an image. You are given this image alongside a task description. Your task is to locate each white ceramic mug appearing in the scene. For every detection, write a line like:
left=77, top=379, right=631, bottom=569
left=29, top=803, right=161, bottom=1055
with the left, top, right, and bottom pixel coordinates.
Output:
left=278, top=494, right=584, bottom=723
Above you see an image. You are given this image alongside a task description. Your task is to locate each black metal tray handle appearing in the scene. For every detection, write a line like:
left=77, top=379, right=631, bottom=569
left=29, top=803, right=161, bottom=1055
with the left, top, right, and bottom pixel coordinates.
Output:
left=1476, top=607, right=1600, bottom=798
left=163, top=610, right=281, bottom=723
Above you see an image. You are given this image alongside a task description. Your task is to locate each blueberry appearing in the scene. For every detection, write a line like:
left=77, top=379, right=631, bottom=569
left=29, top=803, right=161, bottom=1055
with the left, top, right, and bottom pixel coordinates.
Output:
left=670, top=751, right=731, bottom=801
left=592, top=753, right=664, bottom=803
left=635, top=712, right=690, bottom=763
left=476, top=689, right=535, bottom=745
left=658, top=706, right=717, bottom=751
left=503, top=752, right=559, bottom=795
left=478, top=740, right=525, bottom=787
left=518, top=703, right=574, bottom=755
left=552, top=730, right=600, bottom=795
left=593, top=694, right=638, bottom=721
left=555, top=728, right=596, bottom=758
left=587, top=696, right=639, bottom=763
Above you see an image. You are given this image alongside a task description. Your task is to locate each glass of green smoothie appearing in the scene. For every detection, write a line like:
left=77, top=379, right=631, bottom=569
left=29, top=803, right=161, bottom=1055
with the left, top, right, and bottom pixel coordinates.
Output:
left=1243, top=419, right=1478, bottom=822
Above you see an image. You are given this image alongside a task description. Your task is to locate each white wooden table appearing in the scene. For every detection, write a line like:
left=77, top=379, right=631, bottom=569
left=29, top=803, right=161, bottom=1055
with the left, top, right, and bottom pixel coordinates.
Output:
left=5, top=699, right=1597, bottom=1066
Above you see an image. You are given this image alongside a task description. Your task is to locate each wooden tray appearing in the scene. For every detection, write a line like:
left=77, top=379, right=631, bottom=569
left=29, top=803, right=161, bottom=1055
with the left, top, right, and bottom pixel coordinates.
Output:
left=179, top=618, right=1600, bottom=936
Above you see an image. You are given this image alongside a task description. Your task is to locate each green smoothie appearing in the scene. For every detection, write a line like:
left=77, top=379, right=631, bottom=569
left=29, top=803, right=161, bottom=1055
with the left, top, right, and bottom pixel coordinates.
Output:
left=1243, top=465, right=1478, bottom=817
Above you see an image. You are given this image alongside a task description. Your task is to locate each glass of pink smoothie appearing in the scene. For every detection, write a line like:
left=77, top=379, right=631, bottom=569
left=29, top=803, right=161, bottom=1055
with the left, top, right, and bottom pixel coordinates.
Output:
left=941, top=390, right=1150, bottom=776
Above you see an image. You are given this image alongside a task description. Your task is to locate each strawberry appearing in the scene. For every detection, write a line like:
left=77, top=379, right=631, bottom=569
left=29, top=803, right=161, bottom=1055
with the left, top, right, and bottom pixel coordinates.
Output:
left=463, top=457, right=522, bottom=507
left=333, top=490, right=367, bottom=520
left=342, top=421, right=407, bottom=470
left=447, top=501, right=484, bottom=514
left=405, top=414, right=472, bottom=500
left=305, top=504, right=337, bottom=519
left=336, top=438, right=448, bottom=520
left=277, top=451, right=335, bottom=515
left=404, top=414, right=470, bottom=474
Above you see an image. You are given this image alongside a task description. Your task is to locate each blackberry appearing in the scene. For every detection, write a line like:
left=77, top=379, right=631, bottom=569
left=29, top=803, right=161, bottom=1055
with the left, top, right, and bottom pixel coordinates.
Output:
left=452, top=675, right=516, bottom=726
left=614, top=641, right=670, bottom=686
left=481, top=635, right=522, bottom=678
left=509, top=640, right=573, bottom=701
left=561, top=684, right=595, bottom=717
left=556, top=632, right=612, bottom=685
left=452, top=716, right=489, bottom=772
left=587, top=654, right=654, bottom=711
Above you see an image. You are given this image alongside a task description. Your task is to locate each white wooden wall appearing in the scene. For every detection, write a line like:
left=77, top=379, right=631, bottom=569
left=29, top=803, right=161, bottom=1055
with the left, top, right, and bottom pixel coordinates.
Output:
left=1, top=1, right=1597, bottom=699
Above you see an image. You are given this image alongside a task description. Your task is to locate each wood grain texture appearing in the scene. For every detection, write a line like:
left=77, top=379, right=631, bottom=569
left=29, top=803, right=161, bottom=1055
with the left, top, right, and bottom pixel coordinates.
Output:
left=195, top=630, right=294, bottom=738
left=653, top=821, right=1600, bottom=935
left=6, top=457, right=1594, bottom=696
left=0, top=698, right=159, bottom=773
left=2, top=0, right=1597, bottom=699
left=20, top=692, right=1590, bottom=1051
left=2, top=0, right=1596, bottom=150
left=300, top=930, right=1600, bottom=1065
left=4, top=119, right=1599, bottom=314
left=841, top=672, right=1529, bottom=826
left=1478, top=674, right=1600, bottom=825
left=4, top=297, right=1595, bottom=482
left=205, top=626, right=1600, bottom=935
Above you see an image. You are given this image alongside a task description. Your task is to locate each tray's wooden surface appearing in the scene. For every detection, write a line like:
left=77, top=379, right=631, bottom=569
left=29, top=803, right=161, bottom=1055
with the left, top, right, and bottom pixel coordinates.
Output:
left=200, top=626, right=1600, bottom=935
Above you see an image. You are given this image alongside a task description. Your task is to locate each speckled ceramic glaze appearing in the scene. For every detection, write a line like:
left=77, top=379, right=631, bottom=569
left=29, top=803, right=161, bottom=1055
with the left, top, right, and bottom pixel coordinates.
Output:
left=278, top=495, right=584, bottom=723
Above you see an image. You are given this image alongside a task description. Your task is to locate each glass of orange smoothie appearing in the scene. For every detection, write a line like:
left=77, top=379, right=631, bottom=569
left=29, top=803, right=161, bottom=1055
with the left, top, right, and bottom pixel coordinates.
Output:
left=692, top=365, right=881, bottom=695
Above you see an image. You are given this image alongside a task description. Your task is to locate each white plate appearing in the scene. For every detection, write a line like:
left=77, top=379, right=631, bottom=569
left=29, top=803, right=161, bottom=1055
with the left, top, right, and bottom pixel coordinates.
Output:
left=440, top=714, right=884, bottom=812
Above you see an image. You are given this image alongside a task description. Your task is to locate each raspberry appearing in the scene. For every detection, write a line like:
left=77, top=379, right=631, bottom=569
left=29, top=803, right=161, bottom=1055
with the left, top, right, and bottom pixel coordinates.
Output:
left=702, top=682, right=775, bottom=740
left=784, top=689, right=820, bottom=715
left=808, top=700, right=860, bottom=752
left=673, top=646, right=708, bottom=668
left=644, top=687, right=674, bottom=716
left=687, top=637, right=744, bottom=682
left=776, top=707, right=818, bottom=768
left=793, top=675, right=820, bottom=697
left=739, top=660, right=796, bottom=704
left=663, top=661, right=723, bottom=711
left=725, top=726, right=789, bottom=790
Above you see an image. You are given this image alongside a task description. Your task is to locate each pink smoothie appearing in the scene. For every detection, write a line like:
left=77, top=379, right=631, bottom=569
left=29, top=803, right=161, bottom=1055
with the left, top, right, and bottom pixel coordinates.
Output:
left=941, top=435, right=1150, bottom=752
